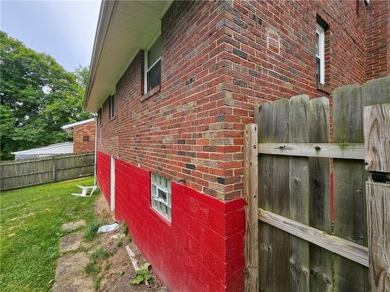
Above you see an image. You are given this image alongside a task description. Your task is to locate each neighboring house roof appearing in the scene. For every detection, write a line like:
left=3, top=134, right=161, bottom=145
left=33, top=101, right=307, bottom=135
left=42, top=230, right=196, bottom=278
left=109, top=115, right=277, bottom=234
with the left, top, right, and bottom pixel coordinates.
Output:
left=61, top=118, right=95, bottom=134
left=84, top=0, right=173, bottom=112
left=12, top=142, right=74, bottom=156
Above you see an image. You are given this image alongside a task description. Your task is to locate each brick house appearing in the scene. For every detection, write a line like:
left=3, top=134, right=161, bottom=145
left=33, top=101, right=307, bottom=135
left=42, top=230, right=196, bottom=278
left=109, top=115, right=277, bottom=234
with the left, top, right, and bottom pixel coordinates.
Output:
left=61, top=118, right=95, bottom=153
left=84, top=0, right=389, bottom=291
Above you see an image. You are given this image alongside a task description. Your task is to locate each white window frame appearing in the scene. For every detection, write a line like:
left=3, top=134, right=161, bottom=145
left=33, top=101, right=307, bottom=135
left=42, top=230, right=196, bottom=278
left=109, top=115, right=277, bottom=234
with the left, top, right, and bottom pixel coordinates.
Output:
left=108, top=95, right=115, bottom=119
left=151, top=173, right=171, bottom=221
left=316, top=24, right=325, bottom=84
left=144, top=35, right=162, bottom=94
left=98, top=108, right=102, bottom=125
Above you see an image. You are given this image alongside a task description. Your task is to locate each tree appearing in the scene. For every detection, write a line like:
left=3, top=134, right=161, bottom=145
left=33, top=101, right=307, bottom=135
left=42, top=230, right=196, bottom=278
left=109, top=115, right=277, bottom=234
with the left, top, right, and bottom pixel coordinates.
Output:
left=0, top=31, right=92, bottom=160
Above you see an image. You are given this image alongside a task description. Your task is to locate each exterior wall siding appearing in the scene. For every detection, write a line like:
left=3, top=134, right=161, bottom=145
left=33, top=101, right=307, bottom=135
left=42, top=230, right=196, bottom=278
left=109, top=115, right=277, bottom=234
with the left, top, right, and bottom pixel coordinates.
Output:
left=222, top=0, right=366, bottom=101
left=73, top=121, right=95, bottom=153
left=114, top=158, right=245, bottom=292
left=94, top=0, right=388, bottom=290
left=365, top=0, right=390, bottom=80
left=97, top=0, right=376, bottom=201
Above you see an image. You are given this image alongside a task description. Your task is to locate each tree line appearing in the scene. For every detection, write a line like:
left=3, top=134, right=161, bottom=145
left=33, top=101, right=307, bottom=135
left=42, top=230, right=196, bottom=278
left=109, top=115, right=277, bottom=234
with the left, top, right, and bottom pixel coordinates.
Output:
left=0, top=31, right=92, bottom=160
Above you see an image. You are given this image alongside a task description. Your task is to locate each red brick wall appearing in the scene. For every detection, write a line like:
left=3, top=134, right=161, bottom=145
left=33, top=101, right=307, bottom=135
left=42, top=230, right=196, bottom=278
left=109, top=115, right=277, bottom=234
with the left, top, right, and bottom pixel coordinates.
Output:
left=73, top=121, right=95, bottom=153
left=94, top=1, right=387, bottom=290
left=98, top=1, right=233, bottom=199
left=114, top=158, right=245, bottom=291
left=365, top=0, right=390, bottom=80
left=97, top=0, right=371, bottom=200
left=224, top=0, right=366, bottom=99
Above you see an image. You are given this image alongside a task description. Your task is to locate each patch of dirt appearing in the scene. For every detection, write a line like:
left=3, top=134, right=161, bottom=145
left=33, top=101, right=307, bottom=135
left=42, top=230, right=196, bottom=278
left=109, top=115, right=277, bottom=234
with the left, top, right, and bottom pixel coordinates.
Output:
left=59, top=232, right=84, bottom=253
left=53, top=195, right=168, bottom=292
left=61, top=220, right=86, bottom=232
left=94, top=195, right=114, bottom=221
left=92, top=195, right=169, bottom=292
left=96, top=232, right=168, bottom=292
left=53, top=252, right=94, bottom=292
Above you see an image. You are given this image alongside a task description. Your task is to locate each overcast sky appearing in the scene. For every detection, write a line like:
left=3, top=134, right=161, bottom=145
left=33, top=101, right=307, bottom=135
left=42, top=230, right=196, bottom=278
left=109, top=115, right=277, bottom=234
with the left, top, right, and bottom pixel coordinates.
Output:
left=0, top=0, right=101, bottom=72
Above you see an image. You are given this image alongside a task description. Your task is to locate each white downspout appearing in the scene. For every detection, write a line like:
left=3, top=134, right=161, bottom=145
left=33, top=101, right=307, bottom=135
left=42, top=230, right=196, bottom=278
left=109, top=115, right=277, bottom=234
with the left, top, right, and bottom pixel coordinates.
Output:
left=94, top=114, right=98, bottom=186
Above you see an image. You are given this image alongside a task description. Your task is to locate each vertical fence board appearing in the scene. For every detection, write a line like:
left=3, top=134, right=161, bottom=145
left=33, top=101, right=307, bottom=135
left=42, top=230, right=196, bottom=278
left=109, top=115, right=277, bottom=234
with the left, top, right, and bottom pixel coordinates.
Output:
left=333, top=84, right=368, bottom=291
left=254, top=77, right=388, bottom=292
left=308, top=97, right=333, bottom=291
left=271, top=99, right=290, bottom=291
left=288, top=95, right=310, bottom=291
left=366, top=182, right=390, bottom=291
left=364, top=101, right=390, bottom=291
left=256, top=102, right=274, bottom=291
left=362, top=76, right=390, bottom=107
left=364, top=104, right=390, bottom=173
left=244, top=124, right=259, bottom=291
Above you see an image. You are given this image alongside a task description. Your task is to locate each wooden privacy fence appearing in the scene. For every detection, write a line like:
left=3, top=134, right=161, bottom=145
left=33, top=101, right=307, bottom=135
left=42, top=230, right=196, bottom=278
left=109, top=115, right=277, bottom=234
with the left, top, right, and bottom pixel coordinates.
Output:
left=243, top=76, right=390, bottom=291
left=0, top=153, right=95, bottom=191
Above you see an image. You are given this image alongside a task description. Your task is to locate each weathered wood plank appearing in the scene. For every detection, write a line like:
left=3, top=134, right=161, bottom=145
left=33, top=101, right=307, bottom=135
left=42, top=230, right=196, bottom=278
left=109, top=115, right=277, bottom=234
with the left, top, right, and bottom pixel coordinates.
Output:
left=364, top=97, right=390, bottom=291
left=366, top=182, right=390, bottom=291
left=1, top=170, right=53, bottom=178
left=256, top=102, right=274, bottom=292
left=333, top=84, right=368, bottom=291
left=289, top=95, right=310, bottom=291
left=308, top=97, right=333, bottom=292
left=272, top=98, right=290, bottom=291
left=364, top=104, right=390, bottom=173
left=362, top=76, right=390, bottom=107
left=334, top=84, right=364, bottom=143
left=258, top=143, right=364, bottom=159
left=243, top=124, right=259, bottom=292
left=258, top=209, right=369, bottom=267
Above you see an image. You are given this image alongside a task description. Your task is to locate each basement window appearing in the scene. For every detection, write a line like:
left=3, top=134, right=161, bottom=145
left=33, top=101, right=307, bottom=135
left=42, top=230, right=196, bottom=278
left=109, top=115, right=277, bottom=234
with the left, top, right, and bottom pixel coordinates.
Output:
left=151, top=173, right=171, bottom=221
left=144, top=36, right=161, bottom=93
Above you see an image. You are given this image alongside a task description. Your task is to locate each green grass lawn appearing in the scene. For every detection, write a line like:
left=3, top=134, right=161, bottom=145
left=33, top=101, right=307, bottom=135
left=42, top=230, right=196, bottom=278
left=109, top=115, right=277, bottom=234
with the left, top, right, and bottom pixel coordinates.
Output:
left=0, top=177, right=99, bottom=292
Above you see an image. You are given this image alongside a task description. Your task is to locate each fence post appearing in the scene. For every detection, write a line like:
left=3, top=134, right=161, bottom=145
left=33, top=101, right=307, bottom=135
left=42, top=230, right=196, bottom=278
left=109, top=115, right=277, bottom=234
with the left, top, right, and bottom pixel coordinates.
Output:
left=364, top=104, right=390, bottom=291
left=243, top=123, right=259, bottom=291
left=52, top=156, right=56, bottom=182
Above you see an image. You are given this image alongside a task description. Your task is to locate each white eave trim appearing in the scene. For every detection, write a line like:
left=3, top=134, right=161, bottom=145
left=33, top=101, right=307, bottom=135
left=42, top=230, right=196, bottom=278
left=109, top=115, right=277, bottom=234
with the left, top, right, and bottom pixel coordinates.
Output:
left=84, top=0, right=173, bottom=112
left=61, top=118, right=95, bottom=134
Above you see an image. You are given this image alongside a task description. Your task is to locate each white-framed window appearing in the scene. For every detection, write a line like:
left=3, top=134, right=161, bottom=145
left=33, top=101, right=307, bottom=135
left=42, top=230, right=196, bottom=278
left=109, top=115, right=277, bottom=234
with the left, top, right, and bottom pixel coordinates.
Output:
left=144, top=35, right=162, bottom=93
left=98, top=108, right=102, bottom=125
left=151, top=173, right=171, bottom=221
left=316, top=24, right=325, bottom=84
left=108, top=95, right=115, bottom=119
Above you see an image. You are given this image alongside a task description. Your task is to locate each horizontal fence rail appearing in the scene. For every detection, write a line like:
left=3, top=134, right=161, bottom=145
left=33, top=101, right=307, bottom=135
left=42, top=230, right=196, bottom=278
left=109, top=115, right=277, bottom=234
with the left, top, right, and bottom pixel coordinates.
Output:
left=258, top=143, right=364, bottom=159
left=258, top=208, right=369, bottom=267
left=0, top=153, right=95, bottom=191
left=244, top=76, right=390, bottom=291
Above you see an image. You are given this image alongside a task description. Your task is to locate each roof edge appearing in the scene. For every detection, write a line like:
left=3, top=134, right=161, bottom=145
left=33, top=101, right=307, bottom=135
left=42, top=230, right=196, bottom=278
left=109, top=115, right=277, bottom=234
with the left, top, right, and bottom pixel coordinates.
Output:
left=84, top=0, right=117, bottom=111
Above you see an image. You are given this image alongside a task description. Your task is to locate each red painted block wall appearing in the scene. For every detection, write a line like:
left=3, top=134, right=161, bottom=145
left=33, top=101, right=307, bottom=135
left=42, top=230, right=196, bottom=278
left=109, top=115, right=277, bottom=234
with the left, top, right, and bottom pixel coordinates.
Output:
left=93, top=1, right=389, bottom=290
left=114, top=158, right=245, bottom=292
left=97, top=151, right=111, bottom=206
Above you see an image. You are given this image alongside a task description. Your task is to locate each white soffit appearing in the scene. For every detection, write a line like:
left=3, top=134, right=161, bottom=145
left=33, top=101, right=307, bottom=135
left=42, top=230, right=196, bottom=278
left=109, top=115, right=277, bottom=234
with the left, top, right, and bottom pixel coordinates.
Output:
left=85, top=0, right=172, bottom=112
left=61, top=118, right=95, bottom=134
